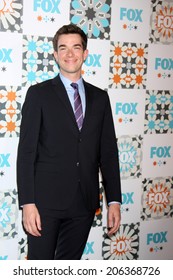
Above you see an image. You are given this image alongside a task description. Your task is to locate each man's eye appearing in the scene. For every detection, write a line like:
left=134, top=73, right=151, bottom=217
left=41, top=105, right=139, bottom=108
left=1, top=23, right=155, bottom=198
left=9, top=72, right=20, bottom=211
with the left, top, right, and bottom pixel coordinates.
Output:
left=74, top=47, right=82, bottom=50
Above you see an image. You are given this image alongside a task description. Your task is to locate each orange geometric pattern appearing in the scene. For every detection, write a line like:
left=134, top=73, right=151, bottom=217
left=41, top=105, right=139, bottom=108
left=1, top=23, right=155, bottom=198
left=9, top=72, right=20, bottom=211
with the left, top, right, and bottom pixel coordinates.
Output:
left=0, top=86, right=21, bottom=137
left=141, top=177, right=173, bottom=220
left=150, top=1, right=173, bottom=43
left=109, top=42, right=148, bottom=89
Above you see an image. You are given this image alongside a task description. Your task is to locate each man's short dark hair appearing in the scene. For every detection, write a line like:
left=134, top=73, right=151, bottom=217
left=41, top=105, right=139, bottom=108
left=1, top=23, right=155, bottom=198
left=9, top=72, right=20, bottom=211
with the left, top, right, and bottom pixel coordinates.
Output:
left=53, top=24, right=88, bottom=51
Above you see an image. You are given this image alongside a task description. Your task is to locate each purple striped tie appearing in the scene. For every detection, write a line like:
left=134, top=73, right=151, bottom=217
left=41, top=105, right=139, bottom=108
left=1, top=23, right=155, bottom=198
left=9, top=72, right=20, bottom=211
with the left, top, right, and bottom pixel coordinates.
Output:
left=71, top=83, right=83, bottom=130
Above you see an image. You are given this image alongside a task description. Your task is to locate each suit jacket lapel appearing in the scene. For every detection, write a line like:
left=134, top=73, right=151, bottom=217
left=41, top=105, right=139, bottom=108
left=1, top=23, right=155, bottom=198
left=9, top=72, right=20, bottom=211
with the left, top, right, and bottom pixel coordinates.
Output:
left=52, top=75, right=78, bottom=129
left=81, top=80, right=93, bottom=133
left=51, top=75, right=94, bottom=133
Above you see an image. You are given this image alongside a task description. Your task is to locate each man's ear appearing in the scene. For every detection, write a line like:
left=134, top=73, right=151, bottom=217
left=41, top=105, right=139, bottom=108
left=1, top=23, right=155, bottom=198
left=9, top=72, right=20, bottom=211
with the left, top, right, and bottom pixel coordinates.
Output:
left=84, top=49, right=89, bottom=61
left=53, top=51, right=58, bottom=63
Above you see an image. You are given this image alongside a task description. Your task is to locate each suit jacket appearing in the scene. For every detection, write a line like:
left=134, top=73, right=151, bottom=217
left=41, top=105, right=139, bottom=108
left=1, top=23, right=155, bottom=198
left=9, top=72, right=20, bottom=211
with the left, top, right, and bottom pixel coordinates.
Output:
left=17, top=75, right=121, bottom=210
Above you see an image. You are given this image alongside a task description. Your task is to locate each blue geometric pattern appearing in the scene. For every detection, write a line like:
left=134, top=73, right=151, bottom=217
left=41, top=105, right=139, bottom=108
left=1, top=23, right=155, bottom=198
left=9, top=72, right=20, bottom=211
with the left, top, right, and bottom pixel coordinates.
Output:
left=70, top=0, right=111, bottom=39
left=118, top=136, right=143, bottom=179
left=22, top=35, right=59, bottom=87
left=144, top=91, right=173, bottom=134
left=0, top=190, right=18, bottom=239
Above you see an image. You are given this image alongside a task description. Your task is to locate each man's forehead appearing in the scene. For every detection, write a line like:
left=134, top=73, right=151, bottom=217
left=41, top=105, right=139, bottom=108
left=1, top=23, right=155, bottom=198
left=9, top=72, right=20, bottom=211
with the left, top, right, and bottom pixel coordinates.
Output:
left=58, top=33, right=82, bottom=44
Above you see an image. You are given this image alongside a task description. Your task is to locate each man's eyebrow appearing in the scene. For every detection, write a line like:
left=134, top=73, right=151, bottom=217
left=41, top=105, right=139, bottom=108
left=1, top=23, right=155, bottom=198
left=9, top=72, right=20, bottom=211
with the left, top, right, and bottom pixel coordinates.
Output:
left=58, top=44, right=66, bottom=48
left=58, top=43, right=82, bottom=48
left=73, top=44, right=82, bottom=47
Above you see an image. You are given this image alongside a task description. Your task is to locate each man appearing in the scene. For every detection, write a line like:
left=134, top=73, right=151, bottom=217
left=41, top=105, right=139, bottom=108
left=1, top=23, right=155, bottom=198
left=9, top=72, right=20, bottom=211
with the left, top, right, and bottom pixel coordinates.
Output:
left=17, top=24, right=122, bottom=260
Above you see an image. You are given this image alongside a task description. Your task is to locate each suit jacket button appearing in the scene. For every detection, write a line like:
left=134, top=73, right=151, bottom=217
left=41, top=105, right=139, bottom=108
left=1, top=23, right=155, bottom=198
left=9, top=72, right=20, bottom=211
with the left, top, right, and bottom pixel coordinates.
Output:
left=77, top=162, right=79, bottom=166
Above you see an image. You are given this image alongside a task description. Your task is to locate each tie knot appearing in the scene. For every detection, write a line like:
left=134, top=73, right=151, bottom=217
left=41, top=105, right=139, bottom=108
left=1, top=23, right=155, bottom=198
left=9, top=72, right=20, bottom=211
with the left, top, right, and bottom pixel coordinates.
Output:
left=71, top=83, right=78, bottom=91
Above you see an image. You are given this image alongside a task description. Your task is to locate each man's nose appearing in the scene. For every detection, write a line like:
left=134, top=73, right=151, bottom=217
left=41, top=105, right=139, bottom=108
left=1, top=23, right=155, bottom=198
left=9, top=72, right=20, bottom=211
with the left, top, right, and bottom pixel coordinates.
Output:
left=67, top=49, right=74, bottom=56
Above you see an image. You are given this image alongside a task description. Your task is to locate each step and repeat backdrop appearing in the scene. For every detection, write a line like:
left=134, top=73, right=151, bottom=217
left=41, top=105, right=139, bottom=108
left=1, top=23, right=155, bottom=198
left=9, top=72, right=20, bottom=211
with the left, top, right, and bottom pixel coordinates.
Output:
left=0, top=0, right=173, bottom=260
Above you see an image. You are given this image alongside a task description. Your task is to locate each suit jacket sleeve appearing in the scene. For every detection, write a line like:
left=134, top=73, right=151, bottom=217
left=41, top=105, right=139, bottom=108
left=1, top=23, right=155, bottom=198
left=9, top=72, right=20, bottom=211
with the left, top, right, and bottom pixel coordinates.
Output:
left=99, top=93, right=122, bottom=204
left=17, top=86, right=42, bottom=206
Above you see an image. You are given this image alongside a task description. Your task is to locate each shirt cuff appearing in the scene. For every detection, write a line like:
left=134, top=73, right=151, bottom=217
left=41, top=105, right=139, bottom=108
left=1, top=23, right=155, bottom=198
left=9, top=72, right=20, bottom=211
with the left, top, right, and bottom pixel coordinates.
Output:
left=108, top=201, right=121, bottom=206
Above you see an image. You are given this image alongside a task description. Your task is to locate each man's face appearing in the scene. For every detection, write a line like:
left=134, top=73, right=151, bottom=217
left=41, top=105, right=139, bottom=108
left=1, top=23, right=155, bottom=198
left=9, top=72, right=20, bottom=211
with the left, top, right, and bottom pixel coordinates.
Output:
left=54, top=33, right=88, bottom=78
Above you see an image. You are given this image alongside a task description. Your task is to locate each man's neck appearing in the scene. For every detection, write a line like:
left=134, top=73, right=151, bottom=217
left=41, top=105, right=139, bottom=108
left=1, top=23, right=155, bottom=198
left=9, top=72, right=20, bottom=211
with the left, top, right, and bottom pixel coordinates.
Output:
left=59, top=71, right=81, bottom=83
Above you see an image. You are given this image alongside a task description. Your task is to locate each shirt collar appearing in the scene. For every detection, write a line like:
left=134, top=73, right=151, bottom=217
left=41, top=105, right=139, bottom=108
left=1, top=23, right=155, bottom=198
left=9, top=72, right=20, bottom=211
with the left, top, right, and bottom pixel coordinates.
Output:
left=59, top=72, right=83, bottom=90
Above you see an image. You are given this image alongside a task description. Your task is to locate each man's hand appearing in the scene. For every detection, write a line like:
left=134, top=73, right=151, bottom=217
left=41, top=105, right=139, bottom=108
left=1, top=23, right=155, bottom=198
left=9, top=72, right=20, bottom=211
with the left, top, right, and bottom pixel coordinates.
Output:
left=107, top=203, right=121, bottom=236
left=22, top=204, right=42, bottom=237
